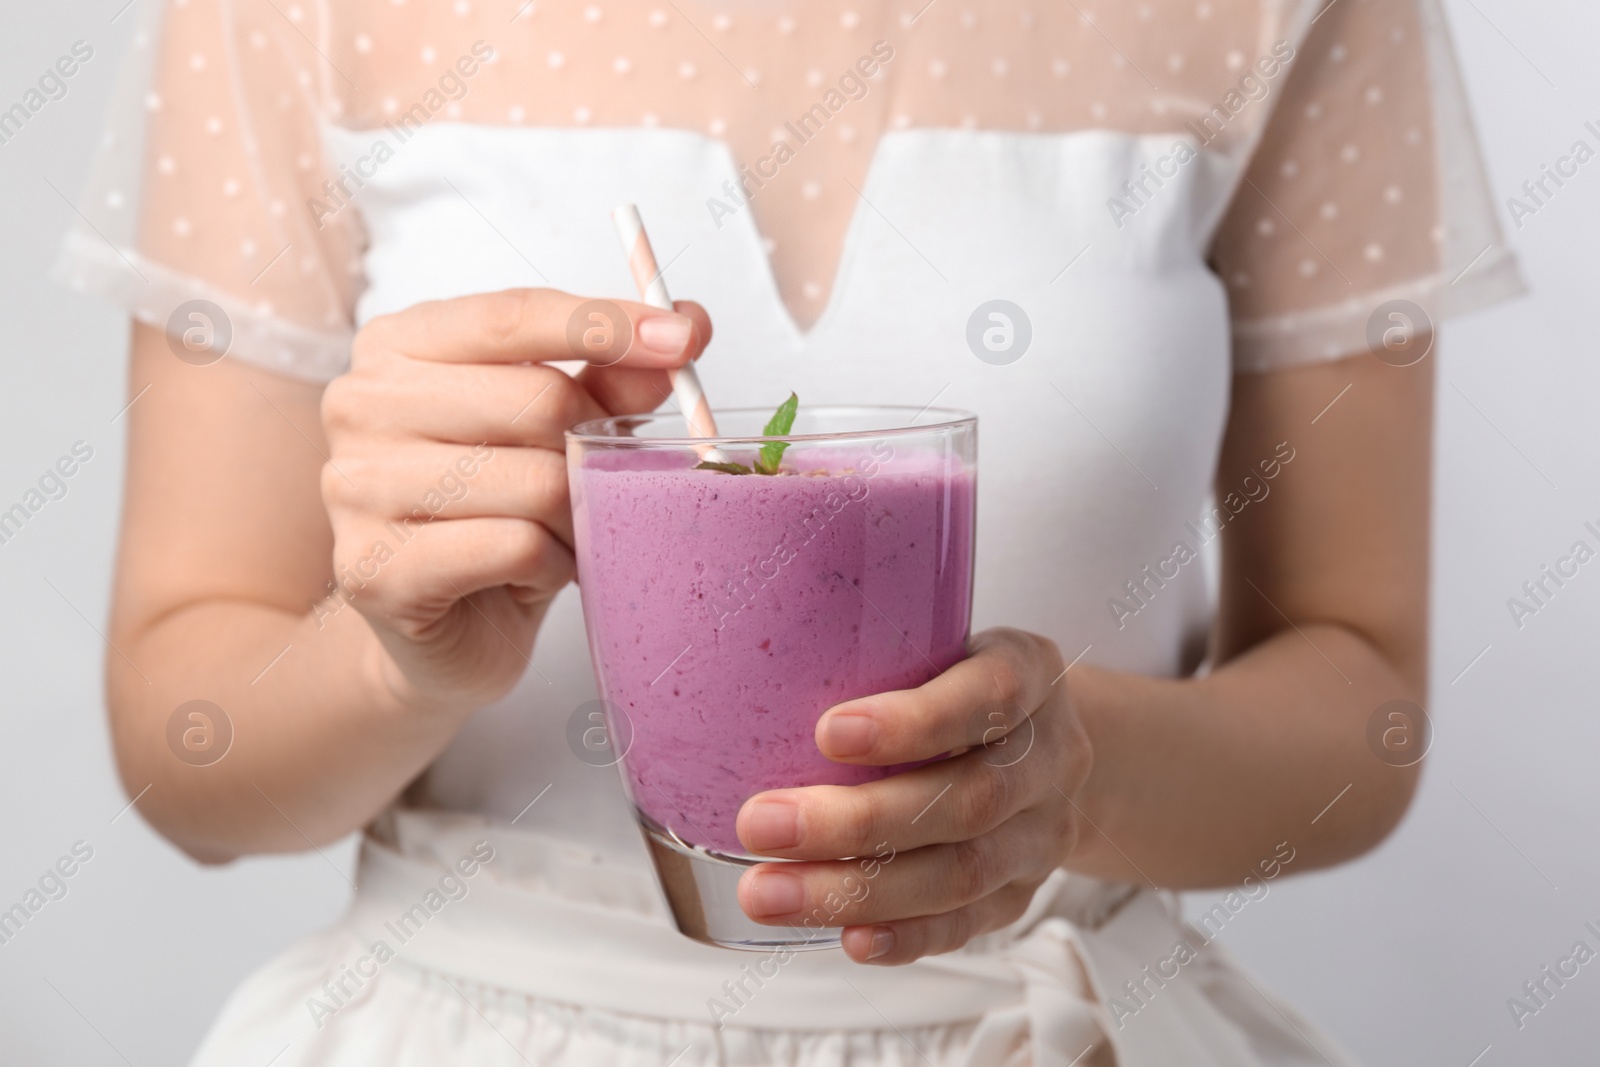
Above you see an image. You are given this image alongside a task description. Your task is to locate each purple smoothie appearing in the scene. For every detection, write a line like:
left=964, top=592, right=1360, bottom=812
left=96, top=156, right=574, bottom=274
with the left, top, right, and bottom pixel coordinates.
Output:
left=572, top=442, right=975, bottom=857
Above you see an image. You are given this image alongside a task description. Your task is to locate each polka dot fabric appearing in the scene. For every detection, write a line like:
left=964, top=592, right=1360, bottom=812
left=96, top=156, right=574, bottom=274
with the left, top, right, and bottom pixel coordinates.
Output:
left=60, top=0, right=1519, bottom=376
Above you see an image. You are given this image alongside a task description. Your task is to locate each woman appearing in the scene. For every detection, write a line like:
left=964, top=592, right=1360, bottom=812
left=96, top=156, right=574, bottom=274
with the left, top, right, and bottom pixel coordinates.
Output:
left=59, top=0, right=1521, bottom=1062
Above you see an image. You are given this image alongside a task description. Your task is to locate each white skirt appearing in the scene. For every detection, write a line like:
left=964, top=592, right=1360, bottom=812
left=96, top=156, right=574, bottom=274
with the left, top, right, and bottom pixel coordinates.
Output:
left=190, top=810, right=1360, bottom=1067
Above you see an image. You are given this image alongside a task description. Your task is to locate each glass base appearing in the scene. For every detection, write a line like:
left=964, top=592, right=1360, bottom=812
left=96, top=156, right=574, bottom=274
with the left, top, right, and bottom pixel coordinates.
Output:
left=639, top=820, right=841, bottom=952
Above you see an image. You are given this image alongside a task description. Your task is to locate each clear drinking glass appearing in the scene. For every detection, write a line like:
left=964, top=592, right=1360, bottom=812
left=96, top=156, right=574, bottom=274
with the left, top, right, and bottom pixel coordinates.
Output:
left=567, top=406, right=977, bottom=950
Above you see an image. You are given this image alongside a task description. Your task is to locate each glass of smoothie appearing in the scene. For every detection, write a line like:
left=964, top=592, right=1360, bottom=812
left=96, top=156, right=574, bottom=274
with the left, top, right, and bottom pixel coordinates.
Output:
left=566, top=405, right=977, bottom=950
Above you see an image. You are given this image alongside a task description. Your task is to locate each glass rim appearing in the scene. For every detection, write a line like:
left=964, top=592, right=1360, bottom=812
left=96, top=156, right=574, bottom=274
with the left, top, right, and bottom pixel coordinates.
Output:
left=566, top=404, right=977, bottom=448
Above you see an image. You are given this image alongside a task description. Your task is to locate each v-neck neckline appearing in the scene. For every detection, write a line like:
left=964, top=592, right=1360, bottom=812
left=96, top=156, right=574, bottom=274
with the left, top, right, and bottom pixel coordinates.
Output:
left=321, top=119, right=915, bottom=346
left=699, top=131, right=887, bottom=349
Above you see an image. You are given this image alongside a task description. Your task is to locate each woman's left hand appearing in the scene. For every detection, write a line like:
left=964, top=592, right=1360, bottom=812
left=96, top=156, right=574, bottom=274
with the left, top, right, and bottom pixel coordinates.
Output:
left=735, top=627, right=1094, bottom=965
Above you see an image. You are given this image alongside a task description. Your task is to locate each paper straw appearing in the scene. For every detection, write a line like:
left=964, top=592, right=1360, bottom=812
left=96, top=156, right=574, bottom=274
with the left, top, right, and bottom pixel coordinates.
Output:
left=611, top=204, right=727, bottom=464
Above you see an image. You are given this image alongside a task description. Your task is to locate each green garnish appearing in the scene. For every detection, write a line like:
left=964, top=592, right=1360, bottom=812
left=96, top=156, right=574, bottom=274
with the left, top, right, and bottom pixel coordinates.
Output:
left=755, top=392, right=799, bottom=475
left=691, top=392, right=799, bottom=476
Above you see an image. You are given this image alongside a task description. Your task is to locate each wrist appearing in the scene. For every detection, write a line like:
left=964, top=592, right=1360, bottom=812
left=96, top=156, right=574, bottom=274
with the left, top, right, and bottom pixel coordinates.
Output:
left=346, top=596, right=552, bottom=720
left=318, top=599, right=466, bottom=719
left=1059, top=663, right=1148, bottom=872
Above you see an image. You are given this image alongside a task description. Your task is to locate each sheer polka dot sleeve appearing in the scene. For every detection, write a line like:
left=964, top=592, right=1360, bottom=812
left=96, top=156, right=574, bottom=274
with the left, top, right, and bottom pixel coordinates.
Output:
left=54, top=0, right=361, bottom=382
left=1210, top=0, right=1524, bottom=372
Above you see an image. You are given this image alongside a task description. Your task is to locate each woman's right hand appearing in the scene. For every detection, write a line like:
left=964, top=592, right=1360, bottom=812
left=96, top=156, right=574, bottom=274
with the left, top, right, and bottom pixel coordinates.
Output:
left=319, top=288, right=711, bottom=715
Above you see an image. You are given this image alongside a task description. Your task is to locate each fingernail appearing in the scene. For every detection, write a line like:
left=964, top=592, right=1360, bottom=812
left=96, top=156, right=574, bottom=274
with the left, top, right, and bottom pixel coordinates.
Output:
left=823, top=713, right=877, bottom=758
left=866, top=926, right=895, bottom=960
left=743, top=800, right=803, bottom=852
left=745, top=870, right=806, bottom=917
left=638, top=314, right=693, bottom=355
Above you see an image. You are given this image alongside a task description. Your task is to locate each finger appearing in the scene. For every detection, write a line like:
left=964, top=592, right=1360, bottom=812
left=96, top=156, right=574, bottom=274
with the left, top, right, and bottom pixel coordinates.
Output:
left=738, top=734, right=1067, bottom=858
left=325, top=362, right=609, bottom=450
left=326, top=442, right=574, bottom=546
left=326, top=514, right=573, bottom=635
left=358, top=289, right=708, bottom=368
left=814, top=628, right=1064, bottom=765
left=737, top=808, right=1055, bottom=928
left=575, top=366, right=675, bottom=420
left=575, top=302, right=714, bottom=416
left=839, top=883, right=1039, bottom=965
left=674, top=300, right=714, bottom=349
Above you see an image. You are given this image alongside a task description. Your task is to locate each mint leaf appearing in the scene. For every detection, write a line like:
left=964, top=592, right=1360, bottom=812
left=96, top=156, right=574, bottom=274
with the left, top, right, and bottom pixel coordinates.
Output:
left=690, top=393, right=799, bottom=476
left=694, top=460, right=753, bottom=475
left=755, top=392, right=799, bottom=475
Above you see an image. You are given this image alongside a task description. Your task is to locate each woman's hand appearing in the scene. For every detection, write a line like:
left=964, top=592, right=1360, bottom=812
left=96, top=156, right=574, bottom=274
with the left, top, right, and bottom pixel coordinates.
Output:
left=320, top=288, right=711, bottom=716
left=734, top=628, right=1093, bottom=965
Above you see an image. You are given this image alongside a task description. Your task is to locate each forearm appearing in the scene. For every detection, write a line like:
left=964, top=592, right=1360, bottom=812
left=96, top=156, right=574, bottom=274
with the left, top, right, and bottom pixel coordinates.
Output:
left=107, top=596, right=490, bottom=862
left=1069, top=624, right=1422, bottom=888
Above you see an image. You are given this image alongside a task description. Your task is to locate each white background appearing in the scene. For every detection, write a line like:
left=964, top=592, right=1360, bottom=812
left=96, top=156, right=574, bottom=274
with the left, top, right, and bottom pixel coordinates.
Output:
left=1, top=2, right=1596, bottom=1064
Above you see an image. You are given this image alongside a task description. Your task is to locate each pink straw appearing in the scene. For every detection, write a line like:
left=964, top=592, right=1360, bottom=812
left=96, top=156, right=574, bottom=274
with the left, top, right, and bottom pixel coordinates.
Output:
left=611, top=204, right=727, bottom=463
